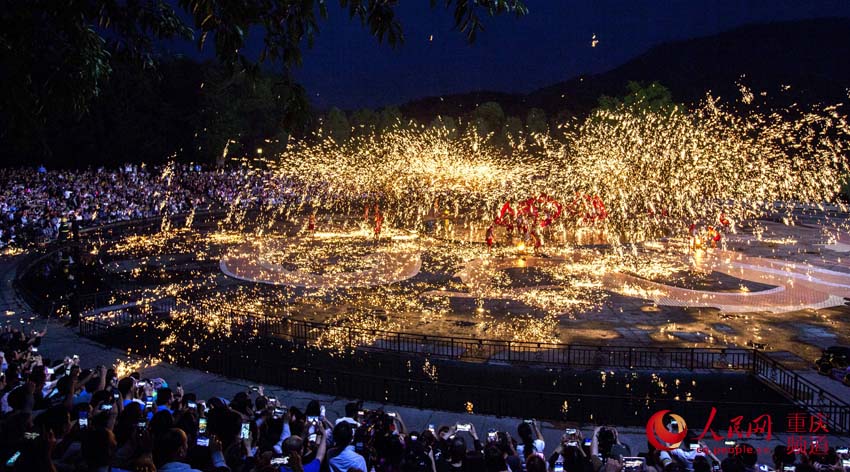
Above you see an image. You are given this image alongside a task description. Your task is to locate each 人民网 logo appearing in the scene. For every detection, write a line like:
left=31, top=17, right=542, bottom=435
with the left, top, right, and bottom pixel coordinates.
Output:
left=646, top=410, right=687, bottom=451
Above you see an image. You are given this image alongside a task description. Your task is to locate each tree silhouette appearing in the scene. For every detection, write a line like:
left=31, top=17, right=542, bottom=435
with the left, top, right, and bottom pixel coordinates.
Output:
left=1, top=0, right=527, bottom=161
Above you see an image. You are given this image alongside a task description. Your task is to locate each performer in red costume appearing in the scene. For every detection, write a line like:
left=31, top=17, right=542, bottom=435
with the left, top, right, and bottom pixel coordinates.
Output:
left=374, top=206, right=383, bottom=242
left=485, top=224, right=495, bottom=251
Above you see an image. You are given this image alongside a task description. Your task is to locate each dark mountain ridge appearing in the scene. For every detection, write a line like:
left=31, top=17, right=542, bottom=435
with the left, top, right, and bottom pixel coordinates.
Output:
left=399, top=17, right=850, bottom=121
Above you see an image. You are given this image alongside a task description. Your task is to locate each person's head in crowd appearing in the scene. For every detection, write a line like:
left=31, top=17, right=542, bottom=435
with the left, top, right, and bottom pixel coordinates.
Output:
left=212, top=408, right=243, bottom=448
left=255, top=395, right=269, bottom=413
left=305, top=399, right=321, bottom=418
left=156, top=387, right=173, bottom=407
left=694, top=455, right=712, bottom=472
left=84, top=375, right=100, bottom=394
left=437, top=425, right=452, bottom=442
left=28, top=368, right=46, bottom=390
left=114, top=402, right=144, bottom=446
left=150, top=409, right=176, bottom=439
left=117, top=377, right=136, bottom=399
left=345, top=401, right=360, bottom=419
left=596, top=427, right=617, bottom=459
left=81, top=427, right=118, bottom=470
left=334, top=420, right=354, bottom=447
left=154, top=428, right=191, bottom=468
left=231, top=391, right=252, bottom=416
left=284, top=434, right=305, bottom=457
left=493, top=431, right=512, bottom=456
left=517, top=421, right=535, bottom=458
left=773, top=445, right=796, bottom=469
left=181, top=392, right=197, bottom=407
left=91, top=389, right=112, bottom=408
left=737, top=443, right=758, bottom=470
left=721, top=454, right=743, bottom=472
left=33, top=406, right=71, bottom=440
left=208, top=397, right=227, bottom=411
left=526, top=454, right=547, bottom=472
left=420, top=429, right=437, bottom=449
left=7, top=386, right=33, bottom=412
left=485, top=444, right=509, bottom=472
left=450, top=436, right=468, bottom=464
left=665, top=462, right=685, bottom=472
left=175, top=409, right=199, bottom=441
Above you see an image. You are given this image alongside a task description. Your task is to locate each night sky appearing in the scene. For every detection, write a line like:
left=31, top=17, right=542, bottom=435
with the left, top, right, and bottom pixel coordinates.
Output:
left=163, top=1, right=850, bottom=110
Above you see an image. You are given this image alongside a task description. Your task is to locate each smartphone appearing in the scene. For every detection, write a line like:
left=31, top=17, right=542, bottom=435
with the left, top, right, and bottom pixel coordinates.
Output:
left=488, top=430, right=497, bottom=442
left=31, top=347, right=38, bottom=353
left=567, top=441, right=579, bottom=447
left=137, top=381, right=147, bottom=387
left=584, top=438, right=592, bottom=447
left=250, top=386, right=259, bottom=392
left=410, top=434, right=419, bottom=441
left=5, top=451, right=21, bottom=466
left=23, top=432, right=40, bottom=440
left=456, top=423, right=471, bottom=432
left=47, top=367, right=54, bottom=375
left=100, top=404, right=113, bottom=411
left=427, top=424, right=435, bottom=433
left=841, top=460, right=850, bottom=468
left=837, top=448, right=849, bottom=454
left=308, top=433, right=318, bottom=443
left=137, top=421, right=146, bottom=430
left=623, top=457, right=646, bottom=472
left=199, top=418, right=208, bottom=435
left=565, top=428, right=577, bottom=436
left=307, top=415, right=319, bottom=424
left=188, top=401, right=197, bottom=409
left=271, top=457, right=290, bottom=466
left=274, top=408, right=285, bottom=418
left=320, top=406, right=326, bottom=418
left=240, top=422, right=250, bottom=439
left=554, top=462, right=564, bottom=472
left=145, top=396, right=153, bottom=409
left=196, top=437, right=210, bottom=446
left=690, top=444, right=699, bottom=451
left=783, top=467, right=796, bottom=472
left=523, top=419, right=534, bottom=424
left=267, top=396, right=277, bottom=404
left=113, top=391, right=120, bottom=400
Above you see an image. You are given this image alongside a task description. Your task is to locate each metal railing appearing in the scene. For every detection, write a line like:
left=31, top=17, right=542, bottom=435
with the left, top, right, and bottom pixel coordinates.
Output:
left=228, top=309, right=755, bottom=370
left=74, top=298, right=850, bottom=433
left=753, top=350, right=850, bottom=434
left=79, top=297, right=175, bottom=338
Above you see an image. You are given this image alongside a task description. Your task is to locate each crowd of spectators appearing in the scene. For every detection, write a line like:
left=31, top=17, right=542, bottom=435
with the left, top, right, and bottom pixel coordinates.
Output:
left=0, top=164, right=267, bottom=248
left=1, top=326, right=849, bottom=472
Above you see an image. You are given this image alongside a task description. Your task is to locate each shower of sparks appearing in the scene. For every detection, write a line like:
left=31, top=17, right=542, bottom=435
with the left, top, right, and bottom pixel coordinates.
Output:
left=114, top=356, right=161, bottom=379
left=77, top=91, right=850, bottom=363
